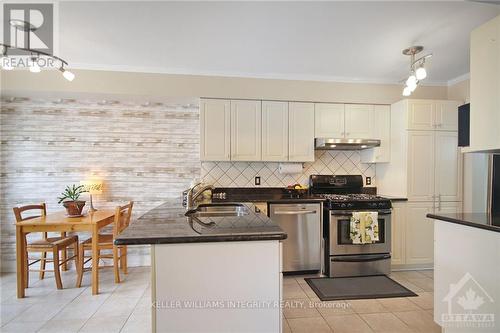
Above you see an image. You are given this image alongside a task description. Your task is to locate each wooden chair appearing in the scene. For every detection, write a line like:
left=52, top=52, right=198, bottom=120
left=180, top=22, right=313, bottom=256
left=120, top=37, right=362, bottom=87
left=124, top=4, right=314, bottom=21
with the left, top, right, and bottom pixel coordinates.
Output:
left=13, top=203, right=79, bottom=289
left=76, top=201, right=133, bottom=286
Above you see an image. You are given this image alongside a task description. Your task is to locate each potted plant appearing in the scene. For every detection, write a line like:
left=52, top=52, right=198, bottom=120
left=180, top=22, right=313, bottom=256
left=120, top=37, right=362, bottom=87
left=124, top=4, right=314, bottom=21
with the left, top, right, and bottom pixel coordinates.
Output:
left=58, top=184, right=87, bottom=216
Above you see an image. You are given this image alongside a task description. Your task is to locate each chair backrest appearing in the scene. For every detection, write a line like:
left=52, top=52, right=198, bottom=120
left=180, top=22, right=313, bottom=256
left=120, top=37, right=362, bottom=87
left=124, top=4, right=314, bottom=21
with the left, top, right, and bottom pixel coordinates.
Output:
left=13, top=203, right=47, bottom=222
left=13, top=203, right=48, bottom=239
left=113, top=201, right=134, bottom=237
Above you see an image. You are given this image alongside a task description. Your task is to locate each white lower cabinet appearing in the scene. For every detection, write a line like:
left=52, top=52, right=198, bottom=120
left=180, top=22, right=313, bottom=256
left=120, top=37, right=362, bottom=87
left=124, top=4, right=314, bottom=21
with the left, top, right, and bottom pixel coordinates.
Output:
left=405, top=202, right=435, bottom=266
left=391, top=201, right=461, bottom=268
left=390, top=202, right=406, bottom=266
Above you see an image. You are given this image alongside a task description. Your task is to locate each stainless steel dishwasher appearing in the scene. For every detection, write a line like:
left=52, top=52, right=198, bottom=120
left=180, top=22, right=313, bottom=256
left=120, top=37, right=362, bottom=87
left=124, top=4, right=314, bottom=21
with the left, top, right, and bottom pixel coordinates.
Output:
left=269, top=203, right=322, bottom=272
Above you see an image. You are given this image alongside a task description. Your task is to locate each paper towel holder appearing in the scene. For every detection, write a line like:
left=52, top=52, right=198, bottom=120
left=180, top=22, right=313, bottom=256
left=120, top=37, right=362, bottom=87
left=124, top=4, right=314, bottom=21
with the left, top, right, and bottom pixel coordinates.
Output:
left=278, top=163, right=303, bottom=174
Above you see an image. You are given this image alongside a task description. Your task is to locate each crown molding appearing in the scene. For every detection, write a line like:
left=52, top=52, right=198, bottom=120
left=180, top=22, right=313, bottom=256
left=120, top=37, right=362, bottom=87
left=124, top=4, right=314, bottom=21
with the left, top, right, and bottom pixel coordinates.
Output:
left=447, top=73, right=470, bottom=86
left=67, top=62, right=450, bottom=87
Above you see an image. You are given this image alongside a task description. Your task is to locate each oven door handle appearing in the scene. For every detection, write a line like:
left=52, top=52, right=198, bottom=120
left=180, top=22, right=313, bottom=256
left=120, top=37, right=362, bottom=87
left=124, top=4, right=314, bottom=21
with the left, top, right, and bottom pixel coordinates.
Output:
left=273, top=210, right=317, bottom=215
left=330, top=209, right=392, bottom=217
left=332, top=254, right=391, bottom=262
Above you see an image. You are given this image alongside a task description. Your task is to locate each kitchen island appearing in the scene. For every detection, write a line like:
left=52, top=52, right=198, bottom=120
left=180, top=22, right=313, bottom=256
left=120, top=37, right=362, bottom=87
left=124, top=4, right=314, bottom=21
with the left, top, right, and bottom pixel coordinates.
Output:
left=115, top=201, right=286, bottom=333
left=427, top=213, right=500, bottom=333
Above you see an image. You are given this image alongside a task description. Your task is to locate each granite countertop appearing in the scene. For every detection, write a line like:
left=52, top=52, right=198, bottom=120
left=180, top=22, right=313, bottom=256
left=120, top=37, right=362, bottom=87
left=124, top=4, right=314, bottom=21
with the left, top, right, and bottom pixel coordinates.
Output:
left=115, top=200, right=287, bottom=245
left=427, top=213, right=500, bottom=233
left=212, top=194, right=325, bottom=204
left=377, top=195, right=408, bottom=202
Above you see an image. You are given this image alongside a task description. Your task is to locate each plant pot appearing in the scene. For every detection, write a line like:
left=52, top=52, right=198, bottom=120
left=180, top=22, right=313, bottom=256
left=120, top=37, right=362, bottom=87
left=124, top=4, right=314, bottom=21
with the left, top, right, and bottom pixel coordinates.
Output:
left=63, top=200, right=86, bottom=216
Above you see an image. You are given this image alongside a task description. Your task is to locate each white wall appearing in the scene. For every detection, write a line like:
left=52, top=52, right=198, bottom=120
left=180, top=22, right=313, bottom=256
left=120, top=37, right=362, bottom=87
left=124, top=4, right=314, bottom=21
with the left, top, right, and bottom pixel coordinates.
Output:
left=447, top=78, right=489, bottom=213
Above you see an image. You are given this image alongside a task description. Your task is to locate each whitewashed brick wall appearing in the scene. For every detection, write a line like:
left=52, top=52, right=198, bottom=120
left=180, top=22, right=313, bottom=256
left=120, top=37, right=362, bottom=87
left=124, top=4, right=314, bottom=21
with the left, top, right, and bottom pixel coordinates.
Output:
left=0, top=97, right=200, bottom=272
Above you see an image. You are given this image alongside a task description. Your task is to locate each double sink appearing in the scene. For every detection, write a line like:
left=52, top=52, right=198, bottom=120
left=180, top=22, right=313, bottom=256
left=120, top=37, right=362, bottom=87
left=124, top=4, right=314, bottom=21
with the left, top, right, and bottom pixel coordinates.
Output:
left=185, top=203, right=250, bottom=218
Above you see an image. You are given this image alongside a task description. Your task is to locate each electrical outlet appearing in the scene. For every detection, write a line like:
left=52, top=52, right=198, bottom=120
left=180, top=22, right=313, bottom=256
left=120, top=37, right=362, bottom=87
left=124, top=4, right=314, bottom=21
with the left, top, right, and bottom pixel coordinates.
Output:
left=366, top=177, right=372, bottom=185
left=255, top=176, right=261, bottom=186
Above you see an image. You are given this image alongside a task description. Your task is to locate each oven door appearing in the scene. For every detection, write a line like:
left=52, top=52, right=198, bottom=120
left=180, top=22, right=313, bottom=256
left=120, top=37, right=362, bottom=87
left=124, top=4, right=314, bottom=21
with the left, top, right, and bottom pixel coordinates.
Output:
left=329, top=210, right=391, bottom=255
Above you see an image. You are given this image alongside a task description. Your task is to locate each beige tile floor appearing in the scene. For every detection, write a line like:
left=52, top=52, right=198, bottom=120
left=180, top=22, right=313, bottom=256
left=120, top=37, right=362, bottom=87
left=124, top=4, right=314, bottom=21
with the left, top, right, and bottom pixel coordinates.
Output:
left=1, top=267, right=151, bottom=333
left=1, top=267, right=439, bottom=333
left=283, top=270, right=440, bottom=333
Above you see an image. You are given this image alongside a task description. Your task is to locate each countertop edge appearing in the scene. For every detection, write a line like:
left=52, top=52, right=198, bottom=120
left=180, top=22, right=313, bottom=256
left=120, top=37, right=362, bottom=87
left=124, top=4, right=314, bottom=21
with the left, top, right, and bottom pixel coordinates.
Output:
left=427, top=213, right=500, bottom=233
left=115, top=233, right=287, bottom=245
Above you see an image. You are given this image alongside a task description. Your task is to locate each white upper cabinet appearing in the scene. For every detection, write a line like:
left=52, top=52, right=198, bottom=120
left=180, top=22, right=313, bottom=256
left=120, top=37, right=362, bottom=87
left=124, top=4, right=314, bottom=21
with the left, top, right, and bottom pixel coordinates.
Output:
left=360, top=105, right=391, bottom=163
left=407, top=99, right=459, bottom=131
left=407, top=131, right=435, bottom=201
left=407, top=100, right=434, bottom=130
left=434, top=101, right=460, bottom=131
left=200, top=99, right=231, bottom=161
left=230, top=100, right=262, bottom=161
left=344, top=104, right=374, bottom=139
left=289, top=102, right=315, bottom=162
left=262, top=101, right=288, bottom=161
left=434, top=131, right=462, bottom=202
left=314, top=103, right=345, bottom=138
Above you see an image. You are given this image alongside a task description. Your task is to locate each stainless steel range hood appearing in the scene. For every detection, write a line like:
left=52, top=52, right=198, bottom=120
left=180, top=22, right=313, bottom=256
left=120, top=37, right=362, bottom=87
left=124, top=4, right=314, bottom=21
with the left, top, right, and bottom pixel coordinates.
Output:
left=315, top=138, right=381, bottom=150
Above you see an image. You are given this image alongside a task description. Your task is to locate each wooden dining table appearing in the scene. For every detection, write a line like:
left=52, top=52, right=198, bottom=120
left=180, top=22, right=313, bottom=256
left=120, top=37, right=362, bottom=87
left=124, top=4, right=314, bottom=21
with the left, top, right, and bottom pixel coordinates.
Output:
left=16, top=209, right=115, bottom=298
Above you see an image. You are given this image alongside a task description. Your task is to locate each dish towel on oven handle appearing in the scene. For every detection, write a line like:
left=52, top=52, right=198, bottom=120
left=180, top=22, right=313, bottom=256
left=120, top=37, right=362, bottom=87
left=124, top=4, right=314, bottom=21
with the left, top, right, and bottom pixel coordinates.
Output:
left=350, top=212, right=379, bottom=244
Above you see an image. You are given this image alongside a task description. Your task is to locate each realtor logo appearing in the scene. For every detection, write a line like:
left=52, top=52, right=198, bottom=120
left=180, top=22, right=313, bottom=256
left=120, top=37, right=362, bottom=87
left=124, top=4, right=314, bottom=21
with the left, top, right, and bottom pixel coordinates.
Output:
left=442, top=272, right=495, bottom=329
left=3, top=3, right=53, bottom=55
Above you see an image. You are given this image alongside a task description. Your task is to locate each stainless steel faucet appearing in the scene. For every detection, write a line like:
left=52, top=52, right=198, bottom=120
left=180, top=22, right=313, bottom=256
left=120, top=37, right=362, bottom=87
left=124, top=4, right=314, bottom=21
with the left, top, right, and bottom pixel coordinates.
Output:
left=186, top=182, right=215, bottom=210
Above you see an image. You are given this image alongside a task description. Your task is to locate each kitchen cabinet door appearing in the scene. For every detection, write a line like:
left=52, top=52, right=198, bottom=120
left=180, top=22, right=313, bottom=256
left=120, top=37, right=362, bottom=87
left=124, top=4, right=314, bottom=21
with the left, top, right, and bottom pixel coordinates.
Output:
left=314, top=103, right=345, bottom=138
left=344, top=104, right=374, bottom=139
left=360, top=105, right=391, bottom=163
left=391, top=202, right=406, bottom=266
left=200, top=99, right=231, bottom=161
left=407, top=100, right=435, bottom=130
left=407, top=131, right=435, bottom=201
left=435, top=131, right=462, bottom=202
left=434, top=201, right=462, bottom=216
left=289, top=102, right=315, bottom=162
left=262, top=101, right=288, bottom=161
left=434, top=101, right=459, bottom=131
left=405, top=202, right=435, bottom=266
left=231, top=100, right=262, bottom=161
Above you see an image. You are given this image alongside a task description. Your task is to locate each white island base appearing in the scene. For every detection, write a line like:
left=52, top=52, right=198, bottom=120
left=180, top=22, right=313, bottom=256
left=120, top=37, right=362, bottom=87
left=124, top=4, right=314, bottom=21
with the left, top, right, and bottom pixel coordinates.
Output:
left=151, top=240, right=283, bottom=332
left=434, top=222, right=500, bottom=333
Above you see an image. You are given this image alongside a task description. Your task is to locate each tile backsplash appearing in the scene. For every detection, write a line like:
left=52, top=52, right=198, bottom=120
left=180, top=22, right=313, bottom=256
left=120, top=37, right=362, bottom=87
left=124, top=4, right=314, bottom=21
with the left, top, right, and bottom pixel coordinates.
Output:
left=201, top=150, right=375, bottom=187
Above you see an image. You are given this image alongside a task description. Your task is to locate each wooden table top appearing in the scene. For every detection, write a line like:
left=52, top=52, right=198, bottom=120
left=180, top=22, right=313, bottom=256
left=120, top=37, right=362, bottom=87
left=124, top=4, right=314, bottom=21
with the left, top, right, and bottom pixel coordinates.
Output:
left=16, top=210, right=115, bottom=226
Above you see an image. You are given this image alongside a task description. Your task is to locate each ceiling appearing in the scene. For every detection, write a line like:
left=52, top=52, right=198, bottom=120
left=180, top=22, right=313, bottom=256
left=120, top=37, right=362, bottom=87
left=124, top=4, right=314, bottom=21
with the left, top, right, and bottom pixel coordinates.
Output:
left=58, top=1, right=500, bottom=85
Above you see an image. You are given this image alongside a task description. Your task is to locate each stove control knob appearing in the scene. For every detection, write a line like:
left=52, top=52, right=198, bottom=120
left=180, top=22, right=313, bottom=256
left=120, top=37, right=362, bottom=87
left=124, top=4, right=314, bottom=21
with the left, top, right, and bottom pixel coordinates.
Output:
left=341, top=203, right=346, bottom=208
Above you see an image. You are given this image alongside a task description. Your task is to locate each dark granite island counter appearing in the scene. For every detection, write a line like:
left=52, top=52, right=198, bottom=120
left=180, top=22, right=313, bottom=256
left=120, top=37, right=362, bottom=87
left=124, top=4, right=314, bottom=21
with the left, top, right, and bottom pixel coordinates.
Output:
left=428, top=212, right=500, bottom=332
left=427, top=212, right=500, bottom=233
left=115, top=201, right=286, bottom=245
left=115, top=200, right=286, bottom=333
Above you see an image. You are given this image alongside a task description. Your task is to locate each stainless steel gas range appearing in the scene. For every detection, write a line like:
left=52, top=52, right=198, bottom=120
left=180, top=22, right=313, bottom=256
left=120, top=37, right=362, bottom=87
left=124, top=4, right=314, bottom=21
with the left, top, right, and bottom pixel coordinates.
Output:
left=309, top=175, right=392, bottom=277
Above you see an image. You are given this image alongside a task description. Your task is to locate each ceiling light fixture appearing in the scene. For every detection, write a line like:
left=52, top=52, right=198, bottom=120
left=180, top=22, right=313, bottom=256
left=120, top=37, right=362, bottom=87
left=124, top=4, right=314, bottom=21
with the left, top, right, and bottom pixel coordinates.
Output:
left=0, top=46, right=13, bottom=70
left=59, top=66, right=75, bottom=81
left=0, top=19, right=74, bottom=81
left=401, top=46, right=432, bottom=96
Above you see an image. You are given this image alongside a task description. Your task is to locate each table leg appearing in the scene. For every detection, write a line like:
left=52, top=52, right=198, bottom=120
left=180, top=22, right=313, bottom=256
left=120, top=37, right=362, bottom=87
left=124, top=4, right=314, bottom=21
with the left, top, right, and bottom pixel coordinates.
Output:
left=91, top=225, right=99, bottom=295
left=61, top=232, right=68, bottom=271
left=16, top=226, right=25, bottom=298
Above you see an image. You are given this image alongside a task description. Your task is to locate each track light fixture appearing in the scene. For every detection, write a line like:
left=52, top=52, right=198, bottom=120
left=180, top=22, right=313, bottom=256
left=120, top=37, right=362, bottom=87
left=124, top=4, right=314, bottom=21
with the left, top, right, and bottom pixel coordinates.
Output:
left=401, top=46, right=432, bottom=96
left=0, top=19, right=74, bottom=81
left=59, top=66, right=75, bottom=81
